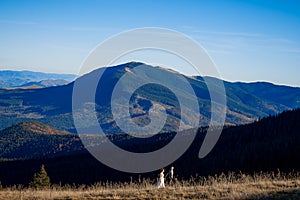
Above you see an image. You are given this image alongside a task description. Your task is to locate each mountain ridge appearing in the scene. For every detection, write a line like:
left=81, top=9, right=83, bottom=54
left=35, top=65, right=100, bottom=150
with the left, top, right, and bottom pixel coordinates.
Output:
left=0, top=62, right=299, bottom=133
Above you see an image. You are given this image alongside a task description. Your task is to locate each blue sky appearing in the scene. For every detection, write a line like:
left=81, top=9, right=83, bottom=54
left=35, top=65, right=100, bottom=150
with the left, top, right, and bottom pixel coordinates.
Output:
left=0, top=0, right=300, bottom=86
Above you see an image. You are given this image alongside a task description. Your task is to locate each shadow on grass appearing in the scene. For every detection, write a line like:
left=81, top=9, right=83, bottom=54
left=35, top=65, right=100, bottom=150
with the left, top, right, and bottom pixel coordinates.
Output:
left=245, top=189, right=300, bottom=200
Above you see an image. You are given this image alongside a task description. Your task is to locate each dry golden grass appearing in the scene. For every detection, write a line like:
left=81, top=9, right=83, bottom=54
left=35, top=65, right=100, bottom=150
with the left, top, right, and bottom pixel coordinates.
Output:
left=1, top=171, right=300, bottom=200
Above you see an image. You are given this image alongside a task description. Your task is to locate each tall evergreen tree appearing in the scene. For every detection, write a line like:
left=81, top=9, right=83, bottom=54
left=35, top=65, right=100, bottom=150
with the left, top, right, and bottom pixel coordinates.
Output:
left=29, top=164, right=50, bottom=189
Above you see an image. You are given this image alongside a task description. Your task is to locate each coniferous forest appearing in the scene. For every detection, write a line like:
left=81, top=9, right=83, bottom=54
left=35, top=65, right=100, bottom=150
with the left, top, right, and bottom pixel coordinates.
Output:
left=0, top=109, right=299, bottom=187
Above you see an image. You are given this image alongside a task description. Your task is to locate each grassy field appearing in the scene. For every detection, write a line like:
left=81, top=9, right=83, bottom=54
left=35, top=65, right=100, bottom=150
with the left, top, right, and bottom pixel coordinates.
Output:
left=1, top=171, right=299, bottom=200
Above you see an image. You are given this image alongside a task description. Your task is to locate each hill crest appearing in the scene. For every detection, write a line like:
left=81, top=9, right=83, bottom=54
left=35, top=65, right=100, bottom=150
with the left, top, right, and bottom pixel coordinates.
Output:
left=3, top=121, right=71, bottom=135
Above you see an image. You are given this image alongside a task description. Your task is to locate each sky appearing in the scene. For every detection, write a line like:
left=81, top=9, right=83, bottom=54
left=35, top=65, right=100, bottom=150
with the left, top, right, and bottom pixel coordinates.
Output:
left=0, top=0, right=300, bottom=86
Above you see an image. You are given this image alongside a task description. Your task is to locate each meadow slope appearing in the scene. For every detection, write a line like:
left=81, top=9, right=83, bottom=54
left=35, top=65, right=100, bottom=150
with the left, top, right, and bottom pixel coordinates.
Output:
left=1, top=172, right=299, bottom=200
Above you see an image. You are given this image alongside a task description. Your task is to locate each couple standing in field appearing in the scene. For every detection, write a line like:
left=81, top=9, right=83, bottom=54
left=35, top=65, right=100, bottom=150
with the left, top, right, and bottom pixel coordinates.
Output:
left=157, top=166, right=174, bottom=188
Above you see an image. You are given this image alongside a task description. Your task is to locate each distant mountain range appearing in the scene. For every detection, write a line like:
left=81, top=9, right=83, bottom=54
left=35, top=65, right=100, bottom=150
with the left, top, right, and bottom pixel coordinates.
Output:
left=0, top=70, right=76, bottom=88
left=18, top=79, right=70, bottom=89
left=0, top=62, right=299, bottom=133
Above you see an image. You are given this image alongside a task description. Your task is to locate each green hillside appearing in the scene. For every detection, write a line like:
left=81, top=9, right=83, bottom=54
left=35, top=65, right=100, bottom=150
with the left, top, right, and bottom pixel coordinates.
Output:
left=0, top=121, right=84, bottom=159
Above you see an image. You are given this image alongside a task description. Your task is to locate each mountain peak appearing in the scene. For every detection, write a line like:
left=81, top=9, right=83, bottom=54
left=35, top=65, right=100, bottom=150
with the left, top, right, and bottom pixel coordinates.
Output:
left=101, top=62, right=182, bottom=77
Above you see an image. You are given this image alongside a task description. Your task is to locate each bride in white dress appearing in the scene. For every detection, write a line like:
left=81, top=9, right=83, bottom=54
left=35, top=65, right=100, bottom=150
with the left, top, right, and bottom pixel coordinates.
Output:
left=156, top=169, right=165, bottom=188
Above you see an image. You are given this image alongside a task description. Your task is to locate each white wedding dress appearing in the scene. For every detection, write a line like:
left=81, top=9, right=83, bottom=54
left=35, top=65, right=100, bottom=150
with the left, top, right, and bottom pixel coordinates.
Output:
left=156, top=171, right=165, bottom=188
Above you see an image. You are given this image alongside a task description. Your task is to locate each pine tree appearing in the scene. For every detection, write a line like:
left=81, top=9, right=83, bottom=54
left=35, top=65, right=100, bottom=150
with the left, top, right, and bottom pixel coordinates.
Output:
left=29, top=164, right=50, bottom=189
